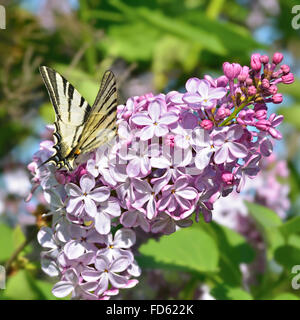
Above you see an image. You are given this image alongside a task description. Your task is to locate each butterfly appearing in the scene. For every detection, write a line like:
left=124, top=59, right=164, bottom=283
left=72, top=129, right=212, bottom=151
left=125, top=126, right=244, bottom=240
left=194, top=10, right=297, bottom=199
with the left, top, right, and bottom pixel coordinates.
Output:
left=39, top=66, right=117, bottom=171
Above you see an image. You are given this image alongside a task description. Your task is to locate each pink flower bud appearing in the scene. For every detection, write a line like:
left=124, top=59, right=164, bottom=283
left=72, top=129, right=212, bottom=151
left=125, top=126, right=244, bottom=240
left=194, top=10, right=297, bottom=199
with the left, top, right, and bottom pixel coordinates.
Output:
left=280, top=64, right=290, bottom=74
left=269, top=128, right=282, bottom=140
left=248, top=85, right=257, bottom=95
left=200, top=119, right=213, bottom=130
left=282, top=73, right=294, bottom=84
left=255, top=109, right=267, bottom=120
left=216, top=75, right=228, bottom=87
left=272, top=93, right=283, bottom=104
left=261, top=78, right=270, bottom=89
left=272, top=52, right=284, bottom=64
left=238, top=66, right=250, bottom=82
left=246, top=77, right=253, bottom=86
left=251, top=53, right=261, bottom=71
left=260, top=55, right=269, bottom=64
left=216, top=107, right=230, bottom=120
left=221, top=172, right=234, bottom=185
left=223, top=62, right=241, bottom=80
left=256, top=119, right=270, bottom=131
left=268, top=85, right=278, bottom=95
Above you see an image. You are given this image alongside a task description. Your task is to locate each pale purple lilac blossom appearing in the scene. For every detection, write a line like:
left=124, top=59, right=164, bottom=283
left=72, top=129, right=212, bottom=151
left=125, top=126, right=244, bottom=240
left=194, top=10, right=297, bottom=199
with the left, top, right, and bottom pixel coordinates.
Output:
left=28, top=53, right=293, bottom=300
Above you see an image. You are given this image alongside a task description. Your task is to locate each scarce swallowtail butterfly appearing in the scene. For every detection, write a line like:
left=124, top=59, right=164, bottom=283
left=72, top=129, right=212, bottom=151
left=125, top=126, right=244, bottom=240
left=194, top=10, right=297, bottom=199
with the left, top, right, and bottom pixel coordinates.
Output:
left=39, top=66, right=117, bottom=171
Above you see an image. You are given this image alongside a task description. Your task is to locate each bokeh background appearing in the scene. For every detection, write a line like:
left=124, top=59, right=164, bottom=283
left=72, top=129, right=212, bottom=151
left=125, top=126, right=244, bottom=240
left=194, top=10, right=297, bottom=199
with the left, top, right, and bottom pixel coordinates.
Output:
left=1, top=0, right=300, bottom=300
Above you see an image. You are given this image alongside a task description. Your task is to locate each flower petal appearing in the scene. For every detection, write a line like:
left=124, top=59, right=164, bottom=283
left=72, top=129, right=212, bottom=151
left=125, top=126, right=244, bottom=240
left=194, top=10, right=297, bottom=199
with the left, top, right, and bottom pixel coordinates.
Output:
left=131, top=114, right=153, bottom=126
left=95, top=211, right=111, bottom=235
left=89, top=186, right=110, bottom=202
left=148, top=101, right=161, bottom=122
left=114, top=228, right=136, bottom=248
left=80, top=174, right=95, bottom=193
left=140, top=125, right=155, bottom=141
left=52, top=281, right=74, bottom=298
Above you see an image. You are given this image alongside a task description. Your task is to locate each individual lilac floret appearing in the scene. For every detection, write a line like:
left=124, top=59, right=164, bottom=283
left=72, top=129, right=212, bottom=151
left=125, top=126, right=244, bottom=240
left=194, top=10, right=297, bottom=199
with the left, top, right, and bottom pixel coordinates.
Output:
left=183, top=80, right=227, bottom=110
left=131, top=100, right=178, bottom=140
left=65, top=174, right=110, bottom=217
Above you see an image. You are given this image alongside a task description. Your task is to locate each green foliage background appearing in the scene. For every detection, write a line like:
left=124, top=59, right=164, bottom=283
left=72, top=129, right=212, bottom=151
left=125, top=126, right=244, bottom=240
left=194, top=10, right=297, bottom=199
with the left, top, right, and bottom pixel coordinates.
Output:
left=1, top=0, right=300, bottom=300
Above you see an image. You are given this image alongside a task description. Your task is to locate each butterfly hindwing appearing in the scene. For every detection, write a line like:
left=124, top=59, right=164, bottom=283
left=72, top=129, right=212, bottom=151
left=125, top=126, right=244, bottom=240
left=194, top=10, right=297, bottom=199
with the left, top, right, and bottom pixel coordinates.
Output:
left=39, top=66, right=117, bottom=170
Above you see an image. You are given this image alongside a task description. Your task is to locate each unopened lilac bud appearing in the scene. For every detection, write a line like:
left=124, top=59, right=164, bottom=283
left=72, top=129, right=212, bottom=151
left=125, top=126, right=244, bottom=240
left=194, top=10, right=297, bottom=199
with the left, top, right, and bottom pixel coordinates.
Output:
left=216, top=107, right=230, bottom=120
left=282, top=73, right=294, bottom=84
left=272, top=93, right=283, bottom=104
left=256, top=119, right=270, bottom=131
left=223, top=62, right=241, bottom=80
left=280, top=64, right=290, bottom=74
left=216, top=75, right=228, bottom=87
left=269, top=128, right=282, bottom=140
left=246, top=77, right=253, bottom=86
left=260, top=55, right=269, bottom=64
left=255, top=109, right=267, bottom=120
left=272, top=52, right=284, bottom=64
left=232, top=63, right=242, bottom=78
left=251, top=53, right=261, bottom=71
left=237, top=66, right=249, bottom=82
left=261, top=78, right=270, bottom=89
left=223, top=62, right=234, bottom=80
left=268, top=85, right=278, bottom=95
left=222, top=172, right=234, bottom=185
left=248, top=85, right=257, bottom=95
left=200, top=119, right=213, bottom=130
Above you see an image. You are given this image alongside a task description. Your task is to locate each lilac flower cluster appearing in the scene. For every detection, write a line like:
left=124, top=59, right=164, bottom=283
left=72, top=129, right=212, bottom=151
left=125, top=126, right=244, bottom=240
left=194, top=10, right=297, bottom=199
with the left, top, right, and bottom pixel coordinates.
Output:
left=28, top=53, right=293, bottom=300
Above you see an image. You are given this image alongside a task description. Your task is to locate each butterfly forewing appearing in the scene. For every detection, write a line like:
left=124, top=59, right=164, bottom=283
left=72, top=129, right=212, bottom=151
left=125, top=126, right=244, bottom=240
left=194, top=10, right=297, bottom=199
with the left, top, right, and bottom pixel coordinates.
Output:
left=77, top=70, right=118, bottom=153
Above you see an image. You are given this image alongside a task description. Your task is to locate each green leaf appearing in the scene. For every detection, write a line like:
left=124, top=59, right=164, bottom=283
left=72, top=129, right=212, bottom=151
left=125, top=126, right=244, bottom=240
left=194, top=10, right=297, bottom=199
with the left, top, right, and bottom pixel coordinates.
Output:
left=182, top=10, right=264, bottom=57
left=211, top=285, right=253, bottom=300
left=280, top=216, right=300, bottom=238
left=0, top=223, right=14, bottom=263
left=2, top=270, right=38, bottom=300
left=246, top=202, right=284, bottom=259
left=12, top=225, right=26, bottom=249
left=198, top=221, right=255, bottom=286
left=245, top=202, right=282, bottom=229
left=109, top=0, right=227, bottom=55
left=138, top=228, right=219, bottom=273
left=1, top=270, right=59, bottom=300
left=101, top=22, right=160, bottom=62
left=274, top=245, right=300, bottom=270
left=278, top=105, right=300, bottom=130
left=273, top=293, right=300, bottom=300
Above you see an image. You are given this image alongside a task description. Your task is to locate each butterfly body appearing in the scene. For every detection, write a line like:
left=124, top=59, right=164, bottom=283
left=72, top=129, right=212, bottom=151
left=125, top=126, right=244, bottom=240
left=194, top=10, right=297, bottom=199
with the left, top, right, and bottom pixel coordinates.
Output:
left=39, top=66, right=117, bottom=171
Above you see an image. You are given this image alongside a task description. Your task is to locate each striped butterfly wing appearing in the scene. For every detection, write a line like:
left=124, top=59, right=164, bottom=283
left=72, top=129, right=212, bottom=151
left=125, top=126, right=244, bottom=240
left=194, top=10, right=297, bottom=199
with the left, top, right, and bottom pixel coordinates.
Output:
left=39, top=66, right=92, bottom=170
left=39, top=66, right=118, bottom=170
left=76, top=70, right=118, bottom=153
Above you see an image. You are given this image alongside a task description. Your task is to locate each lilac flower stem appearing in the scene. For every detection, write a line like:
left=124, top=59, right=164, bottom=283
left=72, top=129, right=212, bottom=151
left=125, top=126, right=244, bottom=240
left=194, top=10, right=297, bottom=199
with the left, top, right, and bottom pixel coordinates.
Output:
left=5, top=228, right=37, bottom=275
left=218, top=98, right=251, bottom=127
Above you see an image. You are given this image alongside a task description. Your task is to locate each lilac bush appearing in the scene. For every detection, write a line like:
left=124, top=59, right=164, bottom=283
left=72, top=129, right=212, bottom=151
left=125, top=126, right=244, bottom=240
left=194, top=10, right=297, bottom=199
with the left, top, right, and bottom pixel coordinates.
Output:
left=28, top=52, right=293, bottom=300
